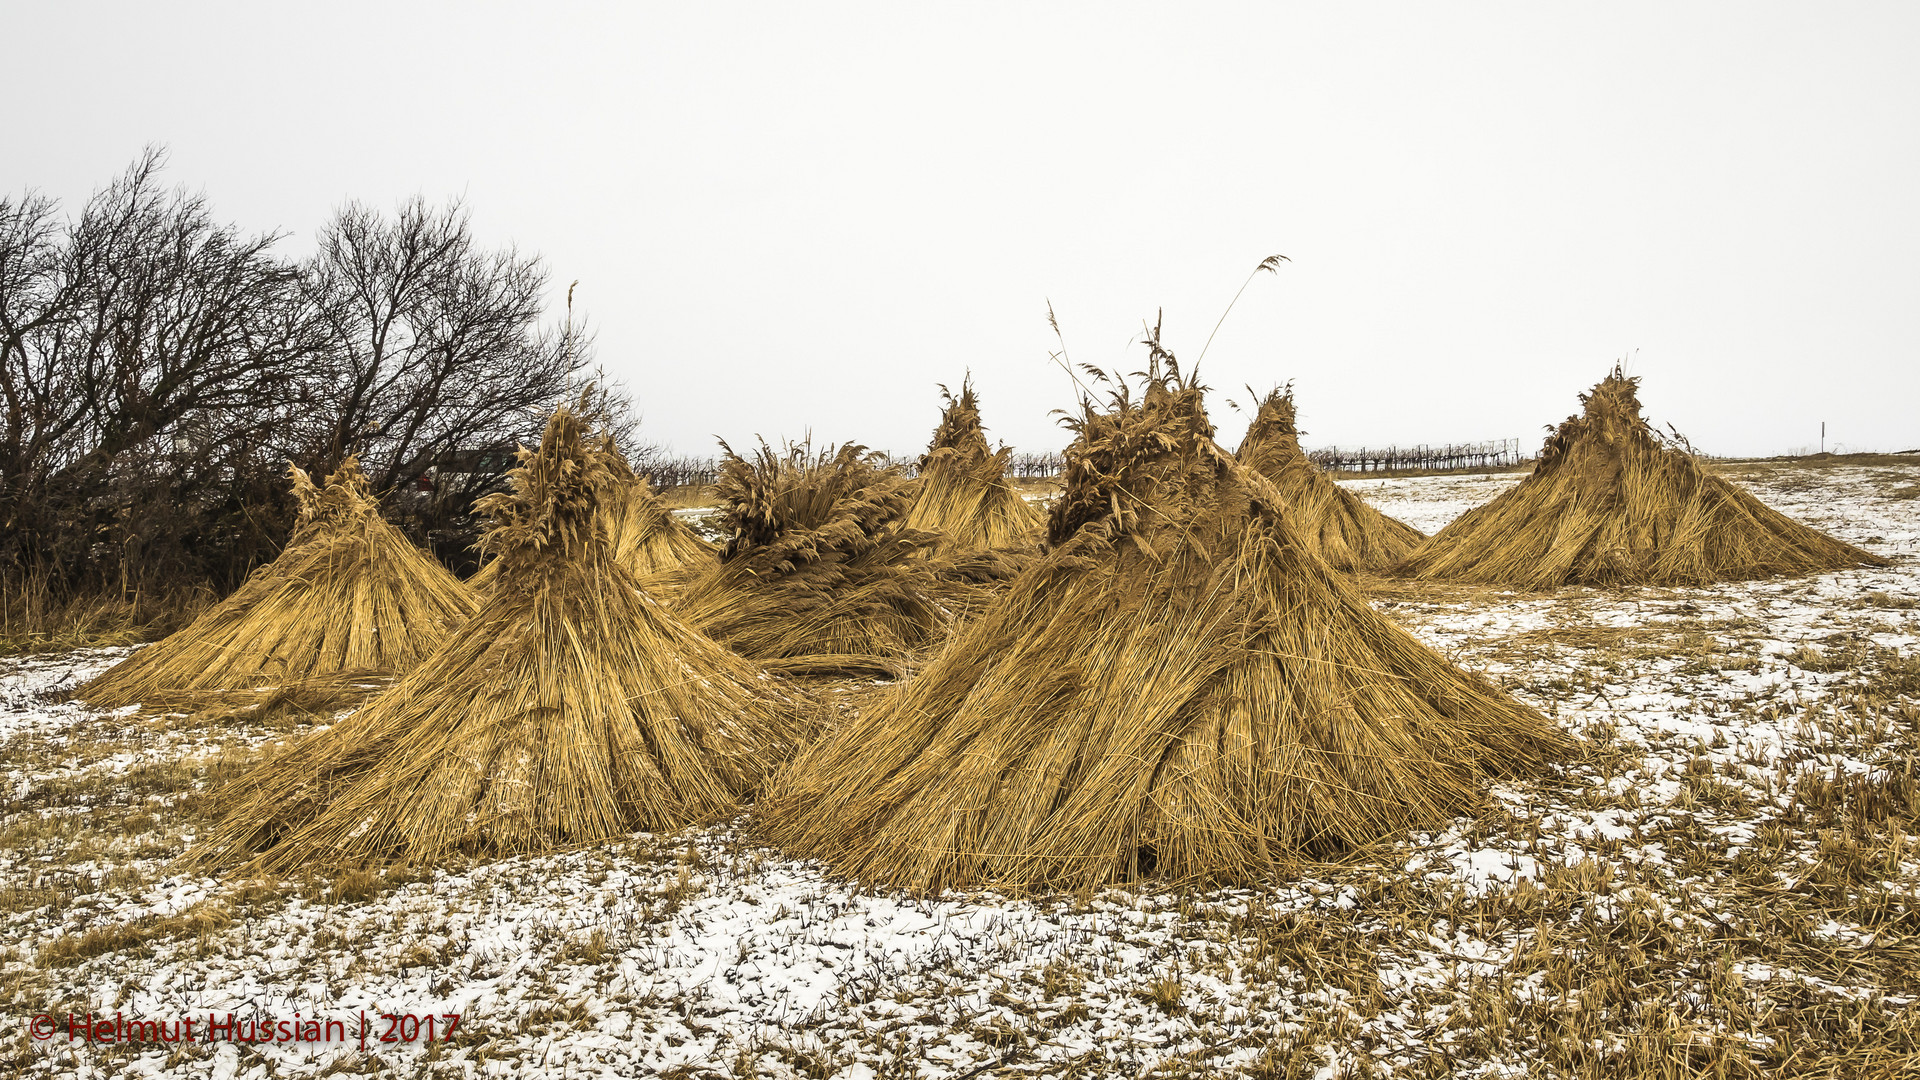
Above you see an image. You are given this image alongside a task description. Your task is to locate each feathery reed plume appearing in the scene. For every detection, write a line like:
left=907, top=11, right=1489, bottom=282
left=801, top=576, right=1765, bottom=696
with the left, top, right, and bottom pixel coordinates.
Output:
left=469, top=452, right=713, bottom=592
left=191, top=400, right=805, bottom=872
left=74, top=458, right=474, bottom=712
left=898, top=378, right=1044, bottom=559
left=677, top=439, right=969, bottom=678
left=1393, top=368, right=1887, bottom=587
left=761, top=350, right=1571, bottom=893
left=1196, top=253, right=1288, bottom=365
left=1234, top=385, right=1424, bottom=571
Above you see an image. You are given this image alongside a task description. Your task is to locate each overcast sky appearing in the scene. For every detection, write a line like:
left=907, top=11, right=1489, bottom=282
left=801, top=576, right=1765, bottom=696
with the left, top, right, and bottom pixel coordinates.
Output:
left=7, top=2, right=1917, bottom=457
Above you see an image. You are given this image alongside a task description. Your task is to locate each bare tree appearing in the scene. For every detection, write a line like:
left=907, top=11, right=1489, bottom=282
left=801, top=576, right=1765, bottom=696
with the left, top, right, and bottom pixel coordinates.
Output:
left=297, top=196, right=581, bottom=496
left=0, top=149, right=310, bottom=593
left=0, top=152, right=633, bottom=601
left=0, top=187, right=75, bottom=530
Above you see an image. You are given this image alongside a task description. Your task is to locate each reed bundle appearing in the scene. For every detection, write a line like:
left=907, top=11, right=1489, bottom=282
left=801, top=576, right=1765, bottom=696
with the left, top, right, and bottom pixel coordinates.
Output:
left=762, top=358, right=1571, bottom=893
left=1394, top=369, right=1887, bottom=587
left=898, top=380, right=1044, bottom=558
left=677, top=440, right=967, bottom=678
left=193, top=404, right=804, bottom=872
left=469, top=455, right=713, bottom=591
left=1235, top=386, right=1424, bottom=571
left=75, top=458, right=474, bottom=711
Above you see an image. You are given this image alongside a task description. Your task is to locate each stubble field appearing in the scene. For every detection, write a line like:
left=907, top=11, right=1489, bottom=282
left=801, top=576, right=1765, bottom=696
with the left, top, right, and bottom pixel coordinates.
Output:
left=4, top=459, right=1917, bottom=1079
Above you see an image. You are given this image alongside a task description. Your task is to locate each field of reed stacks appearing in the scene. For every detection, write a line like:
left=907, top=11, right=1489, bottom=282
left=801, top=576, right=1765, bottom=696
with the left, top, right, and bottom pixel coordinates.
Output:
left=3, top=456, right=1917, bottom=1080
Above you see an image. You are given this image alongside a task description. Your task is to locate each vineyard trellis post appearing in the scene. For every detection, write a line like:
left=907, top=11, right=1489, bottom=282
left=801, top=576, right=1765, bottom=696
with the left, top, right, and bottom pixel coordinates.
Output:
left=638, top=438, right=1523, bottom=492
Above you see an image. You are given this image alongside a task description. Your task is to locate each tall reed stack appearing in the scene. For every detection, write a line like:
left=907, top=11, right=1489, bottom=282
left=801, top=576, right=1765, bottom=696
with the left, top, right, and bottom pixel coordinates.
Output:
left=761, top=355, right=1572, bottom=893
left=677, top=440, right=969, bottom=678
left=469, top=454, right=712, bottom=592
left=75, top=458, right=474, bottom=711
left=192, top=403, right=804, bottom=873
left=898, top=379, right=1043, bottom=558
left=1235, top=386, right=1424, bottom=571
left=1394, top=368, right=1887, bottom=587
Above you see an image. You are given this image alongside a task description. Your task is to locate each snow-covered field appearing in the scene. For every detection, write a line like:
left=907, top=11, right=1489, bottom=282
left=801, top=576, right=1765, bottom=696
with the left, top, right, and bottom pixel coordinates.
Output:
left=5, top=461, right=1918, bottom=1079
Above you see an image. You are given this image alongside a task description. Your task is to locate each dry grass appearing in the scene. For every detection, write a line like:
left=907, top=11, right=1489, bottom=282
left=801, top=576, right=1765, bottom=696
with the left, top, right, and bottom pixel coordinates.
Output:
left=1395, top=369, right=1887, bottom=587
left=1235, top=386, right=1424, bottom=572
left=1723, top=452, right=1920, bottom=471
left=35, top=901, right=234, bottom=969
left=763, top=354, right=1573, bottom=892
left=1855, top=590, right=1918, bottom=610
left=71, top=458, right=475, bottom=711
left=0, top=580, right=213, bottom=657
left=189, top=404, right=811, bottom=873
left=677, top=439, right=980, bottom=678
left=897, top=379, right=1044, bottom=559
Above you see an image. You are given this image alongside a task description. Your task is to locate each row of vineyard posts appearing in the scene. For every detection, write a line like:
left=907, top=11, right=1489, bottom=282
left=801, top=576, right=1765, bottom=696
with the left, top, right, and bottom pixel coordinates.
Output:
left=639, top=439, right=1530, bottom=493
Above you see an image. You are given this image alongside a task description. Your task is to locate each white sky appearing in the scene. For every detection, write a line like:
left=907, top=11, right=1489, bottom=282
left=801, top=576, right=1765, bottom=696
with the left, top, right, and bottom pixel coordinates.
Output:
left=7, top=2, right=1917, bottom=457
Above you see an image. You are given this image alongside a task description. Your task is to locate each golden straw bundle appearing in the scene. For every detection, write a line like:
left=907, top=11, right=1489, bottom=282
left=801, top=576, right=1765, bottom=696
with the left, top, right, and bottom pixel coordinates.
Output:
left=1235, top=386, right=1424, bottom=571
left=192, top=403, right=805, bottom=872
left=469, top=454, right=713, bottom=592
left=1394, top=368, right=1886, bottom=587
left=75, top=458, right=474, bottom=711
left=677, top=440, right=970, bottom=678
left=762, top=354, right=1571, bottom=893
left=898, top=379, right=1043, bottom=558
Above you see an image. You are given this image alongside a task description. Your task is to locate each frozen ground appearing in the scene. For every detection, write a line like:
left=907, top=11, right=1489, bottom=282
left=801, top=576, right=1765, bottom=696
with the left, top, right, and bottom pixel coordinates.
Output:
left=4, top=461, right=1917, bottom=1078
left=1337, top=471, right=1526, bottom=537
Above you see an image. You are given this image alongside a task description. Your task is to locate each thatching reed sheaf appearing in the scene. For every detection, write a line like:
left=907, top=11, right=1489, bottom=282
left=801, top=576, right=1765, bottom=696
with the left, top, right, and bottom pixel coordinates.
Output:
left=761, top=353, right=1572, bottom=893
left=468, top=455, right=713, bottom=592
left=1394, top=368, right=1888, bottom=588
left=1234, top=385, right=1424, bottom=571
left=75, top=458, right=474, bottom=711
left=898, top=379, right=1044, bottom=559
left=193, top=404, right=804, bottom=873
left=676, top=439, right=970, bottom=678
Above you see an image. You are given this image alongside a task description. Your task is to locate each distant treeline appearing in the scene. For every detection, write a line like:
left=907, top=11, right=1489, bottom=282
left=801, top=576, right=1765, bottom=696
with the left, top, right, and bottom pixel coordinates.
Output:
left=1, top=149, right=620, bottom=612
left=640, top=440, right=1529, bottom=491
left=1307, top=438, right=1527, bottom=474
left=640, top=450, right=1094, bottom=489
